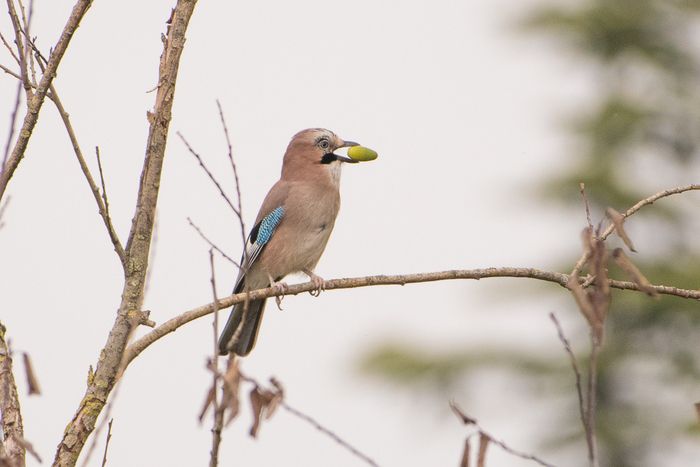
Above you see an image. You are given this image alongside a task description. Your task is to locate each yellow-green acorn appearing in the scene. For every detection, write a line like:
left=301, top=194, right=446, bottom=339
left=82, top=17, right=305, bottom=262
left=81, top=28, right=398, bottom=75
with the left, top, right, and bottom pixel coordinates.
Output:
left=347, top=145, right=378, bottom=162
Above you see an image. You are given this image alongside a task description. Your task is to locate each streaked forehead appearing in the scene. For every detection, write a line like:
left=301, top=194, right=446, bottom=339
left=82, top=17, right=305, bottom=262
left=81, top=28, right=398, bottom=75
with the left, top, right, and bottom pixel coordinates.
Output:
left=292, top=128, right=336, bottom=142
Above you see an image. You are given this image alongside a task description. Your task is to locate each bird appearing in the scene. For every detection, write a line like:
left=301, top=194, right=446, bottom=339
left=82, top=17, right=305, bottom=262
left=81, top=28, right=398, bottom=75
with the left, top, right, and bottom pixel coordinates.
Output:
left=218, top=128, right=367, bottom=356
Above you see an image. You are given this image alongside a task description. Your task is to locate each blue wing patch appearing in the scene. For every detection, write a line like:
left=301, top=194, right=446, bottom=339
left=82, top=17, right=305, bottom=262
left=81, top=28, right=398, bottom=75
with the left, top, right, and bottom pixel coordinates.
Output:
left=238, top=206, right=285, bottom=281
left=255, top=206, right=284, bottom=246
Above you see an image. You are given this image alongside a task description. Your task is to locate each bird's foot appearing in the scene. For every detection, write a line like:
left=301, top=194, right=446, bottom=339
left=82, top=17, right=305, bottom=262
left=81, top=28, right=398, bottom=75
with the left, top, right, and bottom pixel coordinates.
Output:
left=270, top=281, right=289, bottom=310
left=303, top=269, right=326, bottom=297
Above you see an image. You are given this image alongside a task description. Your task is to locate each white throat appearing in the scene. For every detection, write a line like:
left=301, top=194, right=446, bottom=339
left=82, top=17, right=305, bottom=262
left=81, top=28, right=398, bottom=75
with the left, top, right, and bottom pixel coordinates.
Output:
left=326, top=161, right=343, bottom=187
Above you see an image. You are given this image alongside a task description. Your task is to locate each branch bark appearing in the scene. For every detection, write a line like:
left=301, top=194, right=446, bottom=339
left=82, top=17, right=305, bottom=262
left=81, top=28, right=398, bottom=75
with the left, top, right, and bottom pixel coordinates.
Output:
left=0, top=322, right=25, bottom=467
left=122, top=267, right=700, bottom=367
left=0, top=0, right=93, bottom=203
left=52, top=1, right=198, bottom=465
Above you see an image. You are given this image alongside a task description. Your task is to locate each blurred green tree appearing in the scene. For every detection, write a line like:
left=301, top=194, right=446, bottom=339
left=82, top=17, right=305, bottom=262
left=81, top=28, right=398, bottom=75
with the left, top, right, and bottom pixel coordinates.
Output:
left=359, top=1, right=700, bottom=466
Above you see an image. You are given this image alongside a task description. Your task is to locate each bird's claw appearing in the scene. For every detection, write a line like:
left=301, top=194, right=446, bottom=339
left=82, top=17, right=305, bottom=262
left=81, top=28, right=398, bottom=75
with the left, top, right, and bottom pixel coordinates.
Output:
left=304, top=271, right=326, bottom=297
left=271, top=281, right=289, bottom=310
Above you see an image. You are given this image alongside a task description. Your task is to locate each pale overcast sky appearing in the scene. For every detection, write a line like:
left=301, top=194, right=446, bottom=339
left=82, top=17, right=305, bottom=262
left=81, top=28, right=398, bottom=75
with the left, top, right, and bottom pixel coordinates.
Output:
left=0, top=1, right=619, bottom=466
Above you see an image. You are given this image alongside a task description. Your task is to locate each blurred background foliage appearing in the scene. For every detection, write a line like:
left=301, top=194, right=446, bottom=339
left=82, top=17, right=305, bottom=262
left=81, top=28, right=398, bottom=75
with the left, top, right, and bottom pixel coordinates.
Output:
left=358, top=1, right=700, bottom=465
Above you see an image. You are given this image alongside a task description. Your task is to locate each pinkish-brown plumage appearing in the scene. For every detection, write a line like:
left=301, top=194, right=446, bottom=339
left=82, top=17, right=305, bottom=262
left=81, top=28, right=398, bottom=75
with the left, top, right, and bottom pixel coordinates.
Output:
left=219, top=128, right=363, bottom=356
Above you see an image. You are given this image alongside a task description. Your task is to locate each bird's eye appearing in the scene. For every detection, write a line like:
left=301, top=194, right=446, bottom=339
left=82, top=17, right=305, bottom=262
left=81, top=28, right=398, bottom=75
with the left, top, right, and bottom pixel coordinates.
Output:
left=318, top=139, right=330, bottom=150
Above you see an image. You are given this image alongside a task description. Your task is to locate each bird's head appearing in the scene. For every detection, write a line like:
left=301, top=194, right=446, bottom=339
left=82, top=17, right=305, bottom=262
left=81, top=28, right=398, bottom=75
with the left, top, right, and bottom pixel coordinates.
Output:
left=281, top=128, right=360, bottom=182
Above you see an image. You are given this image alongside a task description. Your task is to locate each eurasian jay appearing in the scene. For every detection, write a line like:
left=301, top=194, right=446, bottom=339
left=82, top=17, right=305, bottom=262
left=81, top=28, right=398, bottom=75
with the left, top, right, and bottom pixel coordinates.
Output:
left=218, top=128, right=365, bottom=356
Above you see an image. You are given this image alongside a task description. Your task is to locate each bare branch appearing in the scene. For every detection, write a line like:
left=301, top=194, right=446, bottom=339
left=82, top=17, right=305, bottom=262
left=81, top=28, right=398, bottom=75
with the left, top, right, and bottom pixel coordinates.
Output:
left=549, top=313, right=588, bottom=458
left=0, top=0, right=94, bottom=203
left=39, top=75, right=126, bottom=264
left=100, top=419, right=113, bottom=467
left=187, top=217, right=240, bottom=269
left=5, top=0, right=31, bottom=97
left=17, top=0, right=36, bottom=87
left=0, top=322, right=26, bottom=466
left=215, top=100, right=246, bottom=246
left=177, top=131, right=241, bottom=218
left=570, top=184, right=700, bottom=275
left=239, top=372, right=379, bottom=467
left=2, top=82, right=21, bottom=170
left=94, top=146, right=124, bottom=262
left=208, top=249, right=225, bottom=467
left=123, top=267, right=700, bottom=367
left=585, top=333, right=601, bottom=467
left=0, top=30, right=20, bottom=64
left=450, top=402, right=554, bottom=467
left=53, top=2, right=199, bottom=465
left=282, top=400, right=379, bottom=466
left=0, top=62, right=21, bottom=80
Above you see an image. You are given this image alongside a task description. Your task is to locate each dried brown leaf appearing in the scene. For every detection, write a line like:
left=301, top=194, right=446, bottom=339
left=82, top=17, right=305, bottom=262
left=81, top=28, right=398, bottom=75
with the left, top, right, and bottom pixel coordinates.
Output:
left=566, top=275, right=600, bottom=335
left=198, top=385, right=215, bottom=423
left=606, top=207, right=637, bottom=252
left=265, top=377, right=284, bottom=419
left=222, top=357, right=241, bottom=426
left=580, top=227, right=594, bottom=258
left=22, top=352, right=40, bottom=395
left=589, top=237, right=610, bottom=298
left=612, top=248, right=659, bottom=297
left=248, top=387, right=266, bottom=438
left=477, top=433, right=490, bottom=467
left=248, top=380, right=284, bottom=438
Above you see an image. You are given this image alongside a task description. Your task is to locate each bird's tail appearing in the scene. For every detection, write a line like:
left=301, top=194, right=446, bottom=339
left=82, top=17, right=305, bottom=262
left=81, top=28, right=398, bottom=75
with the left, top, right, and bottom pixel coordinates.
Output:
left=218, top=299, right=267, bottom=356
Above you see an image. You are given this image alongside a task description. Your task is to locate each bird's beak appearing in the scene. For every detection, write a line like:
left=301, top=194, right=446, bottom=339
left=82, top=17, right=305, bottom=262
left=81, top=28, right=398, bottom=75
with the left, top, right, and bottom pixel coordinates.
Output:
left=334, top=140, right=360, bottom=163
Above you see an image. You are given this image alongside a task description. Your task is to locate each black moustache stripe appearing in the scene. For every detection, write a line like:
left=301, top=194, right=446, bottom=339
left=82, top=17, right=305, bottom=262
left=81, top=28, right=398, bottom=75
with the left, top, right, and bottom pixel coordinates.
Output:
left=320, top=153, right=337, bottom=164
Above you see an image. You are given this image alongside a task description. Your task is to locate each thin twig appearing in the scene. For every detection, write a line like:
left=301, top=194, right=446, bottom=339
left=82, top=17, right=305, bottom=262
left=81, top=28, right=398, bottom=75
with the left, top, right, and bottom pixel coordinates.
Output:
left=37, top=66, right=126, bottom=264
left=239, top=372, right=380, bottom=467
left=5, top=0, right=31, bottom=97
left=280, top=401, right=380, bottom=467
left=208, top=249, right=224, bottom=467
left=586, top=334, right=601, bottom=467
left=549, top=313, right=588, bottom=451
left=0, top=30, right=20, bottom=63
left=0, top=62, right=21, bottom=80
left=570, top=184, right=700, bottom=275
left=100, top=419, right=113, bottom=467
left=450, top=402, right=555, bottom=467
left=2, top=82, right=22, bottom=170
left=95, top=147, right=113, bottom=228
left=123, top=267, right=700, bottom=366
left=187, top=217, right=240, bottom=269
left=56, top=88, right=125, bottom=263
left=18, top=0, right=36, bottom=87
left=0, top=0, right=94, bottom=204
left=177, top=132, right=241, bottom=217
left=215, top=100, right=246, bottom=247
